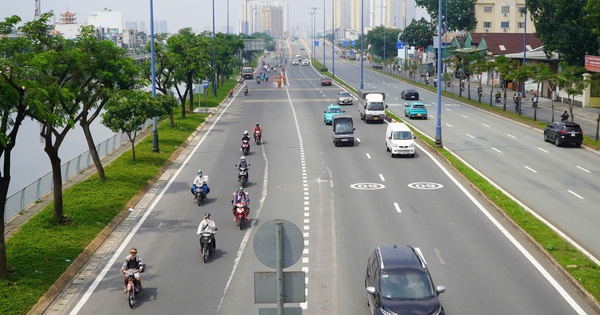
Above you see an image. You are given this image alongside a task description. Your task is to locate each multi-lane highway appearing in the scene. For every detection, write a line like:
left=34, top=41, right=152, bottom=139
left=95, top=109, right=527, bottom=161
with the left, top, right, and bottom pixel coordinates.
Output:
left=46, top=40, right=598, bottom=315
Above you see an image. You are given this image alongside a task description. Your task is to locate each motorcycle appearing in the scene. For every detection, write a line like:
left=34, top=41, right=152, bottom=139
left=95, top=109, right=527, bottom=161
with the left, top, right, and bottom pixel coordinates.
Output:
left=199, top=230, right=216, bottom=263
left=238, top=77, right=244, bottom=84
left=446, top=80, right=452, bottom=87
left=433, top=79, right=437, bottom=88
left=241, top=139, right=250, bottom=155
left=244, top=87, right=248, bottom=96
left=124, top=266, right=145, bottom=309
left=228, top=90, right=233, bottom=98
left=234, top=202, right=248, bottom=230
left=256, top=77, right=260, bottom=84
left=236, top=164, right=250, bottom=187
left=254, top=130, right=262, bottom=144
left=495, top=93, right=502, bottom=103
left=194, top=183, right=209, bottom=206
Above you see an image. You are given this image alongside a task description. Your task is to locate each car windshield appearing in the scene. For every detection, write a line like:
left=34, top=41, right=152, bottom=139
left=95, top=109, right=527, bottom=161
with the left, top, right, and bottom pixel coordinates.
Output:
left=368, top=102, right=385, bottom=110
left=335, top=122, right=352, bottom=133
left=379, top=271, right=435, bottom=300
left=392, top=131, right=412, bottom=140
left=340, top=92, right=350, bottom=97
left=406, top=90, right=416, bottom=94
left=329, top=108, right=342, bottom=113
left=323, top=77, right=331, bottom=81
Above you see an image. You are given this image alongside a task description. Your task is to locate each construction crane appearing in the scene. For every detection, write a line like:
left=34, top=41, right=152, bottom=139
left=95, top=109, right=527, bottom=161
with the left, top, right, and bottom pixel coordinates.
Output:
left=34, top=0, right=41, bottom=19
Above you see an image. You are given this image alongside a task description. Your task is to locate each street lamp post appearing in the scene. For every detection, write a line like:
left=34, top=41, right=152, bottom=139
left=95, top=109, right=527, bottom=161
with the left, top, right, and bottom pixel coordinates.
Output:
left=245, top=0, right=249, bottom=36
left=435, top=0, right=443, bottom=147
left=212, top=0, right=217, bottom=96
left=323, top=0, right=326, bottom=69
left=150, top=0, right=159, bottom=152
left=522, top=6, right=527, bottom=96
left=332, top=0, right=335, bottom=77
left=360, top=0, right=364, bottom=89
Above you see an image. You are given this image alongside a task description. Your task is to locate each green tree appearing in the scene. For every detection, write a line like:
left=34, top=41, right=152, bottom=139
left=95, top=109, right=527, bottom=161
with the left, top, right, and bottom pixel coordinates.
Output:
left=467, top=54, right=493, bottom=102
left=214, top=33, right=244, bottom=86
left=0, top=14, right=53, bottom=277
left=102, top=90, right=165, bottom=160
left=415, top=0, right=477, bottom=32
left=169, top=28, right=212, bottom=117
left=532, top=63, right=559, bottom=121
left=402, top=18, right=435, bottom=49
left=585, top=0, right=600, bottom=48
left=527, top=0, right=598, bottom=66
left=365, top=26, right=401, bottom=60
left=492, top=55, right=517, bottom=110
left=70, top=26, right=141, bottom=181
left=141, top=33, right=181, bottom=126
left=557, top=61, right=589, bottom=121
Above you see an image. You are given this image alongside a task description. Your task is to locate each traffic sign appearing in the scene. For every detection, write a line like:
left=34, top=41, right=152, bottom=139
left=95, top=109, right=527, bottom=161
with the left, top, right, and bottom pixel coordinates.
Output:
left=314, top=41, right=319, bottom=47
left=396, top=41, right=404, bottom=49
left=202, top=80, right=209, bottom=89
left=350, top=40, right=356, bottom=46
left=253, top=219, right=304, bottom=269
left=342, top=40, right=348, bottom=46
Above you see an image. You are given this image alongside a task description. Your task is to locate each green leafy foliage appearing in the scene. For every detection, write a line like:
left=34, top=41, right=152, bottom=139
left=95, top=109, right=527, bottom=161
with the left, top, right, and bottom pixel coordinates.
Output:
left=415, top=0, right=477, bottom=31
left=365, top=26, right=401, bottom=60
left=527, top=0, right=599, bottom=66
left=401, top=18, right=436, bottom=49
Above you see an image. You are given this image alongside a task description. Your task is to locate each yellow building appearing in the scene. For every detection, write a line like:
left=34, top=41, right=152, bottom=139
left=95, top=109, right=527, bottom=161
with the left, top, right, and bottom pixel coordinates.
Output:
left=474, top=0, right=536, bottom=34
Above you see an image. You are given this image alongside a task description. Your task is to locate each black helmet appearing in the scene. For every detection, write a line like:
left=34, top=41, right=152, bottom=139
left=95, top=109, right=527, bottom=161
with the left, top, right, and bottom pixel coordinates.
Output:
left=256, top=123, right=260, bottom=126
left=204, top=213, right=211, bottom=218
left=130, top=248, right=138, bottom=254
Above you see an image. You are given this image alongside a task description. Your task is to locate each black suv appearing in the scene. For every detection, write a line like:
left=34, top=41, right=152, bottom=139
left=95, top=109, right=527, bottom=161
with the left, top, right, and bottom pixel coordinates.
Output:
left=543, top=121, right=583, bottom=147
left=365, top=244, right=445, bottom=315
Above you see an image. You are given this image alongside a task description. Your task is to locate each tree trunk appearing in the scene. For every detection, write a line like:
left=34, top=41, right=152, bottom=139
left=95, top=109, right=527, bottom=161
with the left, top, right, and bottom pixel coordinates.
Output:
left=80, top=120, right=106, bottom=181
left=45, top=145, right=64, bottom=223
left=127, top=132, right=137, bottom=161
left=187, top=72, right=194, bottom=113
left=0, top=170, right=11, bottom=279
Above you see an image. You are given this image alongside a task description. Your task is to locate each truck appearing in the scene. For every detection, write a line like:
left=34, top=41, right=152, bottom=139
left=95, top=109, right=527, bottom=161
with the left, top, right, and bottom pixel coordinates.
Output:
left=358, top=89, right=387, bottom=124
left=332, top=114, right=355, bottom=146
left=241, top=66, right=254, bottom=79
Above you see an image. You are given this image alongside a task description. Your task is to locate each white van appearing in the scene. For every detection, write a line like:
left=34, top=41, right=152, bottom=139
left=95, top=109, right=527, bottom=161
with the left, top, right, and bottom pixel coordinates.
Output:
left=385, top=123, right=415, bottom=157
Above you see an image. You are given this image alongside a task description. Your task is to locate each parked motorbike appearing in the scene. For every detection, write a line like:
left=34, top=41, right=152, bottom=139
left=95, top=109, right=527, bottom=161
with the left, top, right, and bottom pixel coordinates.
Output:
left=236, top=164, right=250, bottom=187
left=254, top=130, right=262, bottom=145
left=233, top=202, right=248, bottom=230
left=244, top=87, right=248, bottom=96
left=199, top=230, right=216, bottom=263
left=241, top=139, right=250, bottom=155
left=124, top=266, right=145, bottom=309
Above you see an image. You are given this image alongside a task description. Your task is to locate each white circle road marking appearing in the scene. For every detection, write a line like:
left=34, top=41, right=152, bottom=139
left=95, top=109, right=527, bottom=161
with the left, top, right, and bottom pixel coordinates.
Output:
left=350, top=183, right=386, bottom=190
left=407, top=182, right=443, bottom=190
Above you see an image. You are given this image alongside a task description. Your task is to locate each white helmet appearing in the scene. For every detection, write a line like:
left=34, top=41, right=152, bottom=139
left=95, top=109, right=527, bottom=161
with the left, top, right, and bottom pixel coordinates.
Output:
left=197, top=170, right=202, bottom=175
left=244, top=130, right=249, bottom=135
left=241, top=156, right=246, bottom=160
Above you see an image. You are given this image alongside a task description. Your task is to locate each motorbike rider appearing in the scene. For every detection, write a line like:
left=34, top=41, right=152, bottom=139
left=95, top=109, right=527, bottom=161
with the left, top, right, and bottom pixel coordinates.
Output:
left=232, top=187, right=250, bottom=219
left=191, top=170, right=210, bottom=200
left=253, top=123, right=263, bottom=140
left=495, top=90, right=501, bottom=102
left=228, top=89, right=234, bottom=97
left=243, top=85, right=248, bottom=95
left=237, top=155, right=249, bottom=180
left=561, top=110, right=570, bottom=122
left=197, top=213, right=217, bottom=251
left=256, top=76, right=260, bottom=84
left=120, top=248, right=143, bottom=293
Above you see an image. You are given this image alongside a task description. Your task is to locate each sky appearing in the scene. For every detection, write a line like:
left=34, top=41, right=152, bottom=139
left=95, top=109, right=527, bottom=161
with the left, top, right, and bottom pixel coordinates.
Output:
left=0, top=0, right=320, bottom=34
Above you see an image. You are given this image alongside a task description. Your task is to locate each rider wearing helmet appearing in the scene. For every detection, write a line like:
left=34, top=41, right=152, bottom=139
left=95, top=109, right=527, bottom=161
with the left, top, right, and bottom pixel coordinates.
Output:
left=238, top=156, right=249, bottom=180
left=197, top=213, right=217, bottom=251
left=232, top=187, right=250, bottom=219
left=120, top=248, right=143, bottom=293
left=191, top=170, right=210, bottom=199
left=242, top=130, right=250, bottom=142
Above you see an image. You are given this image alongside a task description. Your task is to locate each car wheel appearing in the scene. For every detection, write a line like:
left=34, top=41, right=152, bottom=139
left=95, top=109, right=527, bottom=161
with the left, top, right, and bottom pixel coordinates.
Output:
left=543, top=132, right=548, bottom=142
left=386, top=143, right=390, bottom=152
left=554, top=136, right=561, bottom=147
left=575, top=142, right=582, bottom=148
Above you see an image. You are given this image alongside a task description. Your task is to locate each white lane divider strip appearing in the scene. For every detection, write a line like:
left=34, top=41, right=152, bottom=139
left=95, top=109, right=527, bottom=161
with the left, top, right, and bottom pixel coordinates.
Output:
left=524, top=166, right=537, bottom=173
left=576, top=166, right=591, bottom=173
left=379, top=174, right=385, bottom=181
left=394, top=203, right=402, bottom=213
left=568, top=190, right=584, bottom=200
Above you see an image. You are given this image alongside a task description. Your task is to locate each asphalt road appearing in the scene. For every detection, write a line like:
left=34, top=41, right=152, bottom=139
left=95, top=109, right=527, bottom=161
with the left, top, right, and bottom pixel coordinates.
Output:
left=44, top=42, right=597, bottom=315
left=311, top=41, right=600, bottom=266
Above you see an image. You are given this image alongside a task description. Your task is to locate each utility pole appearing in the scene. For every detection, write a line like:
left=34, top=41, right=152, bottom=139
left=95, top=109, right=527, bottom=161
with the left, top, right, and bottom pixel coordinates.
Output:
left=309, top=7, right=318, bottom=58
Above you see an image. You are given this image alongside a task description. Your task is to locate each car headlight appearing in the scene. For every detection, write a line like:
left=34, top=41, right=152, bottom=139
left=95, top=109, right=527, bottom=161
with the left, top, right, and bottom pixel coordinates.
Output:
left=379, top=308, right=398, bottom=315
left=409, top=143, right=415, bottom=148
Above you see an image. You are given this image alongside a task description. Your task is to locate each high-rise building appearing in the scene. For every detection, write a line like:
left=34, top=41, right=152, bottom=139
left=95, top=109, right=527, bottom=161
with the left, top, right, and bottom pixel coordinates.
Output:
left=154, top=20, right=168, bottom=34
left=240, top=1, right=288, bottom=37
left=474, top=0, right=535, bottom=34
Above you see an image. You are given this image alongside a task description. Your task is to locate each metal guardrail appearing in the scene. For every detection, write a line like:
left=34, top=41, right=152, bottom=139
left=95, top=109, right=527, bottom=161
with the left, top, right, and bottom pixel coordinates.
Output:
left=4, top=120, right=152, bottom=223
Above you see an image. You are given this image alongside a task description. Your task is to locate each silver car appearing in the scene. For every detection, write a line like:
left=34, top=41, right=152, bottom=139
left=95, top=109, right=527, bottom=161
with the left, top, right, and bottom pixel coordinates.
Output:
left=337, top=91, right=353, bottom=105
